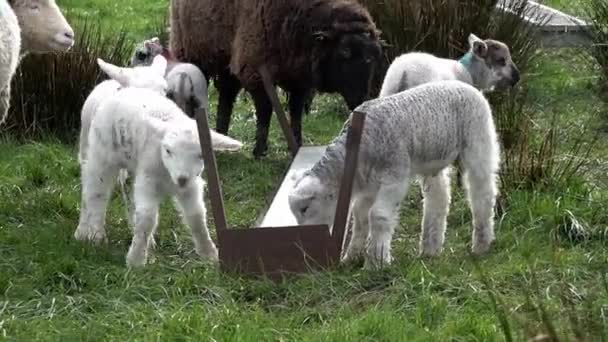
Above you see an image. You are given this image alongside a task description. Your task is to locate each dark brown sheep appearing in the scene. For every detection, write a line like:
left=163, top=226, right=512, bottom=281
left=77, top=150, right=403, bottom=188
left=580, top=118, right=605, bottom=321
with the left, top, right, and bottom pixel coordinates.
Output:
left=169, top=0, right=384, bottom=158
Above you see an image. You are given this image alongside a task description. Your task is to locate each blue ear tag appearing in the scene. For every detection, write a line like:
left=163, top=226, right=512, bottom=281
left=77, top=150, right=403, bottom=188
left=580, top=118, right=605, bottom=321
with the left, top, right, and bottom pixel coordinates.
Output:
left=459, top=51, right=473, bottom=67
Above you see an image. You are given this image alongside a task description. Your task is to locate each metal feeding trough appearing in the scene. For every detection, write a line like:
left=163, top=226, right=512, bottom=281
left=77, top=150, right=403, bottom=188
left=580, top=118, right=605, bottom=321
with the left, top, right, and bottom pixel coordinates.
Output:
left=194, top=65, right=365, bottom=280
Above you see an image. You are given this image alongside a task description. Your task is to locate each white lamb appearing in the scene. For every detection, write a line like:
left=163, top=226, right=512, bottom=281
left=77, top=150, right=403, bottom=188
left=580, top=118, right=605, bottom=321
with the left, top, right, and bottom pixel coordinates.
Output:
left=74, top=86, right=243, bottom=267
left=130, top=37, right=209, bottom=117
left=79, top=55, right=241, bottom=228
left=379, top=33, right=520, bottom=97
left=1, top=0, right=74, bottom=125
left=288, top=80, right=500, bottom=270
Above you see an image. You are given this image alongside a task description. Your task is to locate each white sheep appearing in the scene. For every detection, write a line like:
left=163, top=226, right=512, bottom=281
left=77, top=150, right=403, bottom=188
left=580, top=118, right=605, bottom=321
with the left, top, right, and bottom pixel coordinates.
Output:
left=379, top=33, right=520, bottom=97
left=130, top=37, right=209, bottom=117
left=288, top=80, right=500, bottom=270
left=74, top=86, right=243, bottom=267
left=0, top=0, right=74, bottom=126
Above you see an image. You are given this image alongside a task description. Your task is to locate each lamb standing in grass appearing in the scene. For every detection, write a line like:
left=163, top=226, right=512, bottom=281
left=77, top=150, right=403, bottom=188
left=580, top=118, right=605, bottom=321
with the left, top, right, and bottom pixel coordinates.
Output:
left=1, top=0, right=74, bottom=125
left=288, top=80, right=500, bottom=270
left=379, top=33, right=520, bottom=97
left=74, top=86, right=243, bottom=267
left=130, top=37, right=209, bottom=117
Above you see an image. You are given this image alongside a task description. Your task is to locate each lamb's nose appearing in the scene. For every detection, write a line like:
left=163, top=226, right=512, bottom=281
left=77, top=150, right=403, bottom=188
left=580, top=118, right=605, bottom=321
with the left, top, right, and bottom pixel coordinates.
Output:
left=177, top=176, right=188, bottom=187
left=64, top=31, right=74, bottom=40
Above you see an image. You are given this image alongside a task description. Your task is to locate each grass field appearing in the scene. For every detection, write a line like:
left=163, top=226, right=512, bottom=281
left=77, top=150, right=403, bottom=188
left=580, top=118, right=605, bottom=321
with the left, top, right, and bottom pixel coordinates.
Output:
left=1, top=0, right=607, bottom=340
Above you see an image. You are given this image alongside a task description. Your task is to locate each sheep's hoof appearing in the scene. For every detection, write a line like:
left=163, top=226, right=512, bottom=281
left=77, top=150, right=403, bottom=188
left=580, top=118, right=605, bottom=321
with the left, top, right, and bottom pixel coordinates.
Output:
left=252, top=145, right=268, bottom=159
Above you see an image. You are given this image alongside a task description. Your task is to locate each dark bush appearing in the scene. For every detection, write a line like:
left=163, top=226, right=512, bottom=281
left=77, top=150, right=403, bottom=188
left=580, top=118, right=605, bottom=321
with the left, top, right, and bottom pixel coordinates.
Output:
left=1, top=18, right=134, bottom=141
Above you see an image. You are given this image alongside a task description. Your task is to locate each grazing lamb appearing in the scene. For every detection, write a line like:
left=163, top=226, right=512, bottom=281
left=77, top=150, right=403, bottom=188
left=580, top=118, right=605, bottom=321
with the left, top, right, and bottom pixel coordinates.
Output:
left=288, top=80, right=500, bottom=270
left=170, top=0, right=385, bottom=158
left=130, top=37, right=209, bottom=118
left=0, top=0, right=74, bottom=125
left=379, top=33, right=520, bottom=97
left=74, top=87, right=243, bottom=267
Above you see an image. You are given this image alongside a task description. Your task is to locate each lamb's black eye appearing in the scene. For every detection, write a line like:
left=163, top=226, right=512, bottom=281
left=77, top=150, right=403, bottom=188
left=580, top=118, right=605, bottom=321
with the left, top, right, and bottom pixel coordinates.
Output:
left=165, top=148, right=172, bottom=155
left=497, top=57, right=506, bottom=66
left=300, top=206, right=309, bottom=215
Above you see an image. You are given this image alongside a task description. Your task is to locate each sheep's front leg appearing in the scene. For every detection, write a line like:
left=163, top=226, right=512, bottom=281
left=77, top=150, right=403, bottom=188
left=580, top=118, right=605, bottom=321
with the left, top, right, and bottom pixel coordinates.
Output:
left=419, top=168, right=451, bottom=257
left=126, top=177, right=161, bottom=268
left=342, top=195, right=375, bottom=265
left=74, top=159, right=119, bottom=244
left=364, top=182, right=409, bottom=270
left=175, top=179, right=219, bottom=263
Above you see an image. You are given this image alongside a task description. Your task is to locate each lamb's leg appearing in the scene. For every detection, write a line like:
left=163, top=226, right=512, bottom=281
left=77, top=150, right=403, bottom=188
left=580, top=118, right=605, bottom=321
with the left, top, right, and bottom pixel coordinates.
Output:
left=419, top=168, right=451, bottom=257
left=0, top=84, right=10, bottom=126
left=174, top=178, right=218, bottom=263
left=74, top=159, right=119, bottom=244
left=125, top=177, right=162, bottom=268
left=249, top=86, right=273, bottom=159
left=342, top=195, right=375, bottom=265
left=364, top=182, right=409, bottom=270
left=287, top=88, right=313, bottom=146
left=215, top=70, right=241, bottom=134
left=463, top=168, right=497, bottom=255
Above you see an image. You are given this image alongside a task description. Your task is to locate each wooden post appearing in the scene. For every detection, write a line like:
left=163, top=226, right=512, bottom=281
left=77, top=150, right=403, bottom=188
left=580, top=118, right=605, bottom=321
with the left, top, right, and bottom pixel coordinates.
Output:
left=331, top=111, right=365, bottom=253
left=195, top=107, right=228, bottom=232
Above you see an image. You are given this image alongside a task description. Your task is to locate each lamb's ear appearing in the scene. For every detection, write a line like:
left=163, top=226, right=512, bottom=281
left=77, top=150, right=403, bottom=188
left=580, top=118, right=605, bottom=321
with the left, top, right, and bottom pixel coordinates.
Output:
left=150, top=55, right=168, bottom=77
left=290, top=169, right=307, bottom=183
left=97, top=58, right=132, bottom=87
left=468, top=33, right=487, bottom=58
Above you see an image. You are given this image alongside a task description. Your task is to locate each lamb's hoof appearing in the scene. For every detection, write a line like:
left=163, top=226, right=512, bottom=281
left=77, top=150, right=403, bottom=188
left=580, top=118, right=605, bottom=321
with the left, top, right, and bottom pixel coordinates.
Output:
left=471, top=242, right=493, bottom=256
left=341, top=249, right=365, bottom=266
left=196, top=244, right=219, bottom=264
left=74, top=225, right=107, bottom=244
left=126, top=249, right=147, bottom=268
left=363, top=254, right=392, bottom=271
left=419, top=247, right=443, bottom=258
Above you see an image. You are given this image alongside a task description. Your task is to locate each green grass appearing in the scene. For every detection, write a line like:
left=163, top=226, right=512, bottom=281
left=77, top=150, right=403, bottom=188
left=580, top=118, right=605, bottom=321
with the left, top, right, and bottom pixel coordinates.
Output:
left=1, top=0, right=607, bottom=340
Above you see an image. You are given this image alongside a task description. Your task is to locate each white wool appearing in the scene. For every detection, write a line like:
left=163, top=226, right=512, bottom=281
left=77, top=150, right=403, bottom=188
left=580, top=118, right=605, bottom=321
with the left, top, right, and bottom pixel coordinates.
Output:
left=74, top=87, right=242, bottom=267
left=288, top=80, right=500, bottom=270
left=0, top=0, right=22, bottom=126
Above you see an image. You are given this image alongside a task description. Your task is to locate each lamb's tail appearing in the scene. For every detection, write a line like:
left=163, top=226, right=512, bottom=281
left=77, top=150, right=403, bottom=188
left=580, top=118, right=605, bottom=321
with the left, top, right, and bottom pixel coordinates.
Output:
left=209, top=129, right=243, bottom=151
left=0, top=85, right=10, bottom=127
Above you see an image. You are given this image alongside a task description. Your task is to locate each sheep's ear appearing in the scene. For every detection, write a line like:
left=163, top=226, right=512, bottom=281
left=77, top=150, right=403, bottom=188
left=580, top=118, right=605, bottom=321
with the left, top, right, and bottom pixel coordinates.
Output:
left=469, top=33, right=487, bottom=58
left=150, top=55, right=168, bottom=77
left=97, top=58, right=133, bottom=87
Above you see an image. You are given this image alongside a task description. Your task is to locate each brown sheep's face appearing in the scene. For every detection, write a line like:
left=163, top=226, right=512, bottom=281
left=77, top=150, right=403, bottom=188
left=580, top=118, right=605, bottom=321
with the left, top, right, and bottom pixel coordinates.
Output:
left=316, top=31, right=383, bottom=110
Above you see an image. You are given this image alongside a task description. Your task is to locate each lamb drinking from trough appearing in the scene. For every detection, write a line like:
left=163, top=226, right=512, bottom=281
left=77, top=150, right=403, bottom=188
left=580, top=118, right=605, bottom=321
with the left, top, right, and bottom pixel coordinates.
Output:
left=75, top=87, right=243, bottom=267
left=379, top=33, right=520, bottom=97
left=0, top=0, right=74, bottom=125
left=288, top=80, right=501, bottom=270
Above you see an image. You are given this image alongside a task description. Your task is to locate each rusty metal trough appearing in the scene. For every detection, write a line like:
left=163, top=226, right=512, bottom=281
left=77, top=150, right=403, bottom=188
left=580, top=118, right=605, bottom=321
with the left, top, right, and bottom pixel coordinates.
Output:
left=194, top=65, right=365, bottom=280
